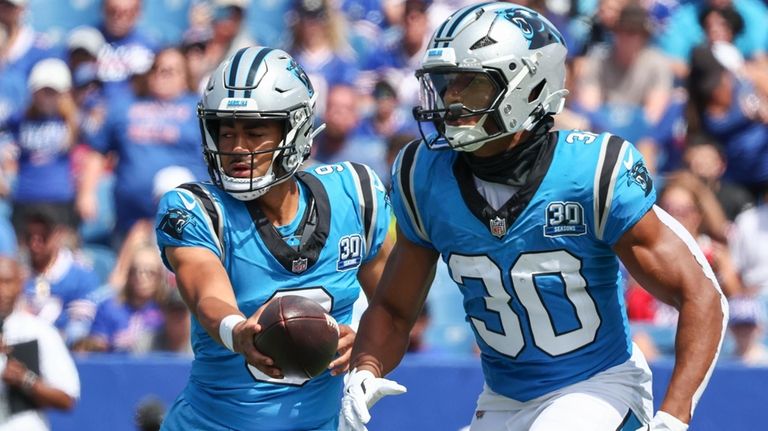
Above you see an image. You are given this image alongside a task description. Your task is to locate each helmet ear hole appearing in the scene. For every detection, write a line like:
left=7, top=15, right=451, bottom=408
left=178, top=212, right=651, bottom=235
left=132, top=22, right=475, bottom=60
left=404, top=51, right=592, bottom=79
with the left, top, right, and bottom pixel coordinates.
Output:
left=528, top=79, right=546, bottom=103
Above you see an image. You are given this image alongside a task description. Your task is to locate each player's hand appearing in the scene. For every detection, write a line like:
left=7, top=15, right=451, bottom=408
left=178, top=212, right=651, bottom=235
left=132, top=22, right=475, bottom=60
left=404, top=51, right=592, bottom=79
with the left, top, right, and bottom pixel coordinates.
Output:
left=328, top=324, right=355, bottom=376
left=339, top=369, right=406, bottom=431
left=646, top=411, right=688, bottom=431
left=1, top=358, right=29, bottom=388
left=232, top=305, right=283, bottom=379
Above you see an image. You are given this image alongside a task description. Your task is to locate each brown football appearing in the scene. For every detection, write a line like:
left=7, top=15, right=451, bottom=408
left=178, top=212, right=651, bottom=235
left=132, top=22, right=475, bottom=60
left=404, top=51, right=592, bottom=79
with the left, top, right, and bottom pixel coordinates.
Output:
left=254, top=295, right=340, bottom=379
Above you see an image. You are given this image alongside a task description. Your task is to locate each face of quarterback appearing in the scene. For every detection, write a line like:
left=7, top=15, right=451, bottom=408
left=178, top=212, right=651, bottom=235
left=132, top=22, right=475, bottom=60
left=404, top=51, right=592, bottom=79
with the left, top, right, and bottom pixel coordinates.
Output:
left=217, top=119, right=285, bottom=179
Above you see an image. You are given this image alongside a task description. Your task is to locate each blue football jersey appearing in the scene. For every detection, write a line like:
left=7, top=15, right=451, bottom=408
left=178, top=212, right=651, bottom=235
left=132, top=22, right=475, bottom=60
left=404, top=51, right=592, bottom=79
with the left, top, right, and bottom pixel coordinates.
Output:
left=155, top=162, right=389, bottom=430
left=391, top=131, right=656, bottom=402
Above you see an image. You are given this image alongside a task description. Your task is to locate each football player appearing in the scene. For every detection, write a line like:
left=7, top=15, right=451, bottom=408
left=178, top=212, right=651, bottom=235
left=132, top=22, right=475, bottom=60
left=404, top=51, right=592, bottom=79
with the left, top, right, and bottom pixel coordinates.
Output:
left=340, top=3, right=727, bottom=431
left=154, top=47, right=391, bottom=430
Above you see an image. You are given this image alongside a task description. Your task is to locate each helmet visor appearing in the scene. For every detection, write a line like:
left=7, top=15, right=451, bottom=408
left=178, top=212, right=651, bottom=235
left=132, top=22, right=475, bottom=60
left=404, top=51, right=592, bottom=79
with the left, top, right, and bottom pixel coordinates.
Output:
left=418, top=71, right=502, bottom=115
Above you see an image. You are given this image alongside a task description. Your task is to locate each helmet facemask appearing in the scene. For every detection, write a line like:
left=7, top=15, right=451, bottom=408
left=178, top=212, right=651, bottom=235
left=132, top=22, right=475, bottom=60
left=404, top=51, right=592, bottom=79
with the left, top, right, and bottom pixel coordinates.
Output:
left=414, top=69, right=509, bottom=152
left=199, top=102, right=314, bottom=201
left=197, top=47, right=320, bottom=201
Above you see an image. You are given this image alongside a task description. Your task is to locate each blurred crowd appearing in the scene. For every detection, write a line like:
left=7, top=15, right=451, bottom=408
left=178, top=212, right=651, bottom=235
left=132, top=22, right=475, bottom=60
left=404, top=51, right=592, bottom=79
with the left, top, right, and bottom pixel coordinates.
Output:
left=0, top=0, right=767, bottom=366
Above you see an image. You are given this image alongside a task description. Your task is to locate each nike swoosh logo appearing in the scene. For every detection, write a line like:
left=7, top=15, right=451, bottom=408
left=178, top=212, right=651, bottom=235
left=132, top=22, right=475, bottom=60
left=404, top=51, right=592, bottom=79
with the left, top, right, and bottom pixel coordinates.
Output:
left=178, top=192, right=196, bottom=211
left=623, top=150, right=634, bottom=171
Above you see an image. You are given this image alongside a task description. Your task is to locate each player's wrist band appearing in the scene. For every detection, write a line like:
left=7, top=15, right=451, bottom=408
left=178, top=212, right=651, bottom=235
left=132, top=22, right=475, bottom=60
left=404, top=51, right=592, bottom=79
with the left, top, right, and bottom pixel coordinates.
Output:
left=21, top=370, right=39, bottom=394
left=219, top=314, right=246, bottom=352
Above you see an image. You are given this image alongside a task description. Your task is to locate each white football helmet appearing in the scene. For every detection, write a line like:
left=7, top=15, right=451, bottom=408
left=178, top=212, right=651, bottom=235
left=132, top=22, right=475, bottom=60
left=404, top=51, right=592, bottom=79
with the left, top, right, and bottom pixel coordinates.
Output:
left=413, top=2, right=569, bottom=152
left=199, top=46, right=319, bottom=201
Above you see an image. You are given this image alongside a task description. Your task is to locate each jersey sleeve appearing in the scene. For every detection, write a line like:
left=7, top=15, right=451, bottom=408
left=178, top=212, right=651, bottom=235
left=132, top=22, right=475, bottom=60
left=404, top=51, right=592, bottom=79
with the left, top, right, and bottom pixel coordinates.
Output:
left=593, top=135, right=657, bottom=245
left=390, top=142, right=435, bottom=250
left=155, top=187, right=223, bottom=271
left=344, top=162, right=392, bottom=262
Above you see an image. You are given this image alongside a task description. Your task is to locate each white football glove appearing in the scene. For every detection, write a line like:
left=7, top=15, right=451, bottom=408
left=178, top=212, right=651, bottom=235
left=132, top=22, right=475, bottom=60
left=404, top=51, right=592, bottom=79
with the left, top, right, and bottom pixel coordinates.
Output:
left=646, top=411, right=688, bottom=431
left=338, top=369, right=407, bottom=431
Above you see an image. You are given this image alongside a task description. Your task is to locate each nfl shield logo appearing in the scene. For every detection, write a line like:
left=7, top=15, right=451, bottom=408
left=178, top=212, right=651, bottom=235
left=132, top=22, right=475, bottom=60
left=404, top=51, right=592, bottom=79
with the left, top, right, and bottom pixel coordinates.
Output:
left=489, top=216, right=507, bottom=238
left=291, top=257, right=308, bottom=273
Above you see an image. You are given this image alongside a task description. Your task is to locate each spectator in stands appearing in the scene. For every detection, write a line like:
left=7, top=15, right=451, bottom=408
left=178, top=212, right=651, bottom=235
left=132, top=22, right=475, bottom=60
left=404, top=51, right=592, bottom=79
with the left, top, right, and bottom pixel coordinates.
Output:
left=572, top=0, right=628, bottom=57
left=312, top=84, right=389, bottom=176
left=0, top=5, right=32, bottom=195
left=65, top=26, right=108, bottom=149
left=729, top=187, right=768, bottom=298
left=682, top=134, right=754, bottom=221
left=74, top=65, right=106, bottom=141
left=697, top=5, right=768, bottom=94
left=727, top=296, right=768, bottom=366
left=77, top=245, right=165, bottom=354
left=0, top=63, right=26, bottom=203
left=19, top=209, right=101, bottom=346
left=107, top=165, right=195, bottom=290
left=687, top=45, right=768, bottom=198
left=180, top=26, right=214, bottom=94
left=0, top=0, right=59, bottom=77
left=7, top=59, right=82, bottom=236
left=69, top=62, right=110, bottom=234
left=150, top=284, right=191, bottom=354
left=81, top=47, right=208, bottom=245
left=96, top=0, right=157, bottom=98
left=576, top=3, right=673, bottom=126
left=341, top=0, right=387, bottom=65
left=289, top=0, right=359, bottom=119
left=342, top=0, right=387, bottom=29
left=205, top=0, right=256, bottom=69
left=700, top=5, right=744, bottom=54
left=357, top=79, right=419, bottom=143
left=0, top=25, right=27, bottom=149
left=0, top=256, right=80, bottom=430
left=360, top=0, right=431, bottom=106
left=65, top=26, right=105, bottom=73
left=657, top=0, right=768, bottom=78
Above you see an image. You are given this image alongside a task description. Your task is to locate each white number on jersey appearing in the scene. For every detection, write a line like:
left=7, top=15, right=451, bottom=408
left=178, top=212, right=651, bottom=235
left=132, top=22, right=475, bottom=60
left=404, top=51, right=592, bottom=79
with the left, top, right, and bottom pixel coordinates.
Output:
left=565, top=131, right=598, bottom=145
left=314, top=164, right=345, bottom=175
left=449, top=251, right=600, bottom=357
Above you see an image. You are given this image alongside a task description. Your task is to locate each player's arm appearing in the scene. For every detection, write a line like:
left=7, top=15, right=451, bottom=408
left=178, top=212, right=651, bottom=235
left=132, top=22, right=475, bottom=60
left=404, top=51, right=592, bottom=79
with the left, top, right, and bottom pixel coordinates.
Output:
left=165, top=246, right=282, bottom=378
left=340, top=228, right=438, bottom=430
left=614, top=206, right=727, bottom=426
left=357, top=232, right=394, bottom=301
left=352, top=226, right=439, bottom=377
left=1, top=358, right=75, bottom=410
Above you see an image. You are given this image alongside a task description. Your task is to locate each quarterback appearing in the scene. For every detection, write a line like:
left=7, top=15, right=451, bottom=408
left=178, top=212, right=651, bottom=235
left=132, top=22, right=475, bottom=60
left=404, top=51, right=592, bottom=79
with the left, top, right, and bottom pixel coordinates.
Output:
left=155, top=47, right=391, bottom=430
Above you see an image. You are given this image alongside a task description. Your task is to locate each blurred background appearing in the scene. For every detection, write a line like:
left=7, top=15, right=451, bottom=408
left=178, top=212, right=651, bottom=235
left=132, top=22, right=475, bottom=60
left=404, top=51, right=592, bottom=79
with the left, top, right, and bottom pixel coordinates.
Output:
left=0, top=0, right=767, bottom=429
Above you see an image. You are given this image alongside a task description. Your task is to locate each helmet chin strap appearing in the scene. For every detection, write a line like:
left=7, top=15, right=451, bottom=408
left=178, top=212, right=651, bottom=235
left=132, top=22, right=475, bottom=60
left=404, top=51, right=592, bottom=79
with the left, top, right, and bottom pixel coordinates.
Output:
left=445, top=114, right=490, bottom=152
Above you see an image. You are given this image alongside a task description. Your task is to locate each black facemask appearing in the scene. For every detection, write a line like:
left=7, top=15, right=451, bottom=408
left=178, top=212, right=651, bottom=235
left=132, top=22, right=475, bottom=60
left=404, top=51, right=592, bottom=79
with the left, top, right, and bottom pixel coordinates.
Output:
left=460, top=116, right=554, bottom=187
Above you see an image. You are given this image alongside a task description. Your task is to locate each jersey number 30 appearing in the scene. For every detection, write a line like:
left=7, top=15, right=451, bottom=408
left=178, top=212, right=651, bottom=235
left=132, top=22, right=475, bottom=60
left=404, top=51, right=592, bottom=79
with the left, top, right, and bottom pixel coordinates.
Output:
left=449, top=251, right=600, bottom=357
